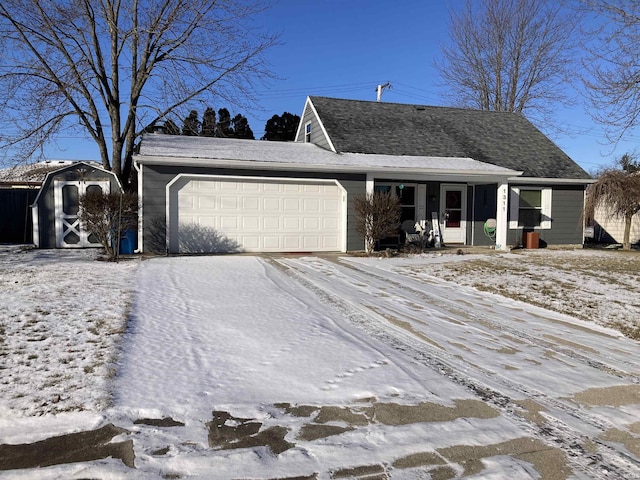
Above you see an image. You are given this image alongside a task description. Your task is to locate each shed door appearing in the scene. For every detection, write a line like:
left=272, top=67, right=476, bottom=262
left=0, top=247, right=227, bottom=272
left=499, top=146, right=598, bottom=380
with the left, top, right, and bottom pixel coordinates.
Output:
left=170, top=177, right=345, bottom=253
left=54, top=180, right=110, bottom=248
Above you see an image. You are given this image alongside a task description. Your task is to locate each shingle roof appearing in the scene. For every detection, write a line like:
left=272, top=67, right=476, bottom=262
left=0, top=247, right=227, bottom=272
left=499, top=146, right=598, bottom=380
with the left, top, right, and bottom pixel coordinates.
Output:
left=309, top=96, right=590, bottom=179
left=138, top=135, right=518, bottom=177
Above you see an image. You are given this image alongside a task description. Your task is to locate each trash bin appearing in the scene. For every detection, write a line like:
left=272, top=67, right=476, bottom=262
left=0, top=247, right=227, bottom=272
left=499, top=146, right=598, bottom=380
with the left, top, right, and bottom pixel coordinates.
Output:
left=524, top=231, right=539, bottom=249
left=118, top=229, right=137, bottom=255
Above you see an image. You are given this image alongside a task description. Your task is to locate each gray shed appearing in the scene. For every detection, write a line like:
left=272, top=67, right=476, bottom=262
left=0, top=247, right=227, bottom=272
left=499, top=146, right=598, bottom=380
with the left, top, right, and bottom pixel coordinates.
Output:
left=31, top=162, right=122, bottom=248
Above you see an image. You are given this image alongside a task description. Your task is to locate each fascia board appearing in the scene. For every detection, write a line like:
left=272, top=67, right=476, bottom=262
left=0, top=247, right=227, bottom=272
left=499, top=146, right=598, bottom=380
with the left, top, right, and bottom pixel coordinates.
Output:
left=293, top=97, right=311, bottom=141
left=509, top=176, right=595, bottom=185
left=136, top=155, right=519, bottom=179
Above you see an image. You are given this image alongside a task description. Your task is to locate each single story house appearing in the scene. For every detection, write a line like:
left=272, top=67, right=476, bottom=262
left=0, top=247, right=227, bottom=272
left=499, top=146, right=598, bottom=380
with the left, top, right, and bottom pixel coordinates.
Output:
left=134, top=96, right=592, bottom=254
left=31, top=161, right=121, bottom=248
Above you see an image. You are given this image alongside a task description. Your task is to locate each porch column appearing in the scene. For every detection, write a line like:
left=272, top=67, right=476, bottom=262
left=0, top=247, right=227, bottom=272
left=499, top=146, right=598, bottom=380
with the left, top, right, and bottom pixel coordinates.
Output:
left=366, top=173, right=375, bottom=194
left=496, top=182, right=509, bottom=250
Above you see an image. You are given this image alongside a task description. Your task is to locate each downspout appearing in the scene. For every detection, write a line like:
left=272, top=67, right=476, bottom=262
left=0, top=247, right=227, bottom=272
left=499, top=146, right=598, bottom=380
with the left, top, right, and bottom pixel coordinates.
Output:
left=133, top=160, right=143, bottom=254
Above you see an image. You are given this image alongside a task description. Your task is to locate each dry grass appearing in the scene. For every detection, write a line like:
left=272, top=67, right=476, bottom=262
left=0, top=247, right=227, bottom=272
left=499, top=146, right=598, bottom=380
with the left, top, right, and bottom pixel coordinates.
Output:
left=421, top=248, right=640, bottom=340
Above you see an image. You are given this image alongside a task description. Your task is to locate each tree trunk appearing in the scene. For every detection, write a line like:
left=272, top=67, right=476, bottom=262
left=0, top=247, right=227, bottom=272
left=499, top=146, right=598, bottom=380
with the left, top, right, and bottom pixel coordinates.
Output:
left=623, top=213, right=633, bottom=250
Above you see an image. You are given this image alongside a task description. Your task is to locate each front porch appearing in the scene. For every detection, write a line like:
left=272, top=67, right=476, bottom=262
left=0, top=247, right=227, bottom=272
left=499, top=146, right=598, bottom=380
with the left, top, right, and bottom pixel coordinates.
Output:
left=366, top=174, right=511, bottom=251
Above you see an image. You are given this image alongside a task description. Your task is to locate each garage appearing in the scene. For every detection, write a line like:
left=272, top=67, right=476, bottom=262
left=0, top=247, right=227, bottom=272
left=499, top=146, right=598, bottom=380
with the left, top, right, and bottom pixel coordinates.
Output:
left=168, top=175, right=346, bottom=253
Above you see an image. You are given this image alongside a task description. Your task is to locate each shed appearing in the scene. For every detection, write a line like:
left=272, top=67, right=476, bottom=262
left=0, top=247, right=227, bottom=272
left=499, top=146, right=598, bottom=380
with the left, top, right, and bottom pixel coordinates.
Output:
left=0, top=161, right=78, bottom=245
left=31, top=162, right=122, bottom=248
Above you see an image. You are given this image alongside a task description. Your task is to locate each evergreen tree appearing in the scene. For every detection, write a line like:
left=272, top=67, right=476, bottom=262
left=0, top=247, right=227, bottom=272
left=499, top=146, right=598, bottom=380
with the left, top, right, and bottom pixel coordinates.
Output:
left=201, top=107, right=216, bottom=137
left=182, top=110, right=200, bottom=136
left=232, top=114, right=255, bottom=139
left=216, top=108, right=232, bottom=137
left=262, top=112, right=300, bottom=141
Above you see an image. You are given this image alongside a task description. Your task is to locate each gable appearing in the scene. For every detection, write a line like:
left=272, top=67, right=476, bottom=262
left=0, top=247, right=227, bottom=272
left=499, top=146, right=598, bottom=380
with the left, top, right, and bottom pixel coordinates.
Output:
left=306, top=96, right=590, bottom=179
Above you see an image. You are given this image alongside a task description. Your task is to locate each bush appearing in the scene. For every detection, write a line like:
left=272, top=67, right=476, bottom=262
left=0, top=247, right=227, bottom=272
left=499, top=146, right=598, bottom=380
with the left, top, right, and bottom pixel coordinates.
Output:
left=79, top=190, right=138, bottom=259
left=353, top=192, right=401, bottom=254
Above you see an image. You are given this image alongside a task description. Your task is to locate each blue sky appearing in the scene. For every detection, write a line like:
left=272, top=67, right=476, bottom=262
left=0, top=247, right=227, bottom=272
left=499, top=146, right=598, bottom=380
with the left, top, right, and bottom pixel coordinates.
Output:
left=45, top=0, right=638, bottom=174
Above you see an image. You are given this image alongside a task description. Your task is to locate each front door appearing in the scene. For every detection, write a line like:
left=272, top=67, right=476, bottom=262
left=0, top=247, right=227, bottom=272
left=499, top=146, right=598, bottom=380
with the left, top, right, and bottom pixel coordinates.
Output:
left=54, top=180, right=110, bottom=248
left=440, top=184, right=467, bottom=244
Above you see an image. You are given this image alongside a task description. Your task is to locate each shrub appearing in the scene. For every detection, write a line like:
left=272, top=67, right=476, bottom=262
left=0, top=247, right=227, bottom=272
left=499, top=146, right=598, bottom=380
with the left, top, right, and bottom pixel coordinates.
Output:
left=353, top=192, right=401, bottom=254
left=79, top=190, right=138, bottom=260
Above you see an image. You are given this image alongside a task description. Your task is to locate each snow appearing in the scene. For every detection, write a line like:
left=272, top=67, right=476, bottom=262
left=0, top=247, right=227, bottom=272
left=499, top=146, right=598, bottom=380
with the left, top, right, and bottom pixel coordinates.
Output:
left=137, top=134, right=518, bottom=174
left=1, top=247, right=640, bottom=478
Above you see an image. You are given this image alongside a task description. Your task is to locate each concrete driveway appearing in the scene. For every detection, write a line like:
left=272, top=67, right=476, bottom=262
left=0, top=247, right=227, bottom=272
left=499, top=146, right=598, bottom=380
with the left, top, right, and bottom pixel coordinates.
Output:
left=3, top=254, right=639, bottom=479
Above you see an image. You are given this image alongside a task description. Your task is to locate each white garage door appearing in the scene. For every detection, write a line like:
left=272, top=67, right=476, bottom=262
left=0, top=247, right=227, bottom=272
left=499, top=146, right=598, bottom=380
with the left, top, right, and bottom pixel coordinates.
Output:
left=172, top=176, right=345, bottom=253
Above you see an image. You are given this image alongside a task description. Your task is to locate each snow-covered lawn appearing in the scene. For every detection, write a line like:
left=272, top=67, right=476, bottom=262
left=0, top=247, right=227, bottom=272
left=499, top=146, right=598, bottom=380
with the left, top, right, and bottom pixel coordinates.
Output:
left=1, top=247, right=639, bottom=479
left=0, top=246, right=138, bottom=416
left=420, top=248, right=640, bottom=340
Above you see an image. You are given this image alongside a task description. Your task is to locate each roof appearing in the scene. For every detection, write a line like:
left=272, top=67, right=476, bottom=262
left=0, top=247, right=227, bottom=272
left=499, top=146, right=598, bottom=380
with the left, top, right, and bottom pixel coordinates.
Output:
left=307, top=96, right=590, bottom=179
left=136, top=134, right=520, bottom=180
left=0, top=161, right=83, bottom=186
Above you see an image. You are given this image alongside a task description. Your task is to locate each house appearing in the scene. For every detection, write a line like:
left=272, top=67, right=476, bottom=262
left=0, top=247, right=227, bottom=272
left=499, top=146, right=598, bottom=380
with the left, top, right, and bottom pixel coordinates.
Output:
left=134, top=96, right=592, bottom=254
left=31, top=161, right=121, bottom=248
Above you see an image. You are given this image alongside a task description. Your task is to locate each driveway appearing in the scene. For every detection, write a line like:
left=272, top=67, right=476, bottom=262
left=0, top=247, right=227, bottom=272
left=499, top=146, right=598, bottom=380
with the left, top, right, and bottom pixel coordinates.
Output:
left=4, top=254, right=638, bottom=479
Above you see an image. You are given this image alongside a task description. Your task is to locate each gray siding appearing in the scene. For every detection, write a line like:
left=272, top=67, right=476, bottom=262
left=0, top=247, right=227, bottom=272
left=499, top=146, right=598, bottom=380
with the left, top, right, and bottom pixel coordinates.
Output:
left=471, top=184, right=498, bottom=247
left=140, top=164, right=366, bottom=253
left=507, top=185, right=585, bottom=247
left=295, top=105, right=333, bottom=151
left=34, top=165, right=120, bottom=249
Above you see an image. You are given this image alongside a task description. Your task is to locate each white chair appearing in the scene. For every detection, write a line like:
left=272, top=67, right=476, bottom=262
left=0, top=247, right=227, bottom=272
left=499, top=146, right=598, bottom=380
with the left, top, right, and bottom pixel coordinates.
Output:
left=402, top=219, right=423, bottom=245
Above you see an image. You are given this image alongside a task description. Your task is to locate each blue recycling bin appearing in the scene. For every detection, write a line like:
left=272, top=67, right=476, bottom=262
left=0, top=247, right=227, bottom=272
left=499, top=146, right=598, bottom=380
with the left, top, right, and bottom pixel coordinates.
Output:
left=118, top=229, right=137, bottom=255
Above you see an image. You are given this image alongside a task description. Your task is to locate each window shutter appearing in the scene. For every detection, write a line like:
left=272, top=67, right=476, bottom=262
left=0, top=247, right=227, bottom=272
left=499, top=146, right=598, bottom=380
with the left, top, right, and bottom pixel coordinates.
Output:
left=509, top=187, right=520, bottom=229
left=541, top=188, right=552, bottom=229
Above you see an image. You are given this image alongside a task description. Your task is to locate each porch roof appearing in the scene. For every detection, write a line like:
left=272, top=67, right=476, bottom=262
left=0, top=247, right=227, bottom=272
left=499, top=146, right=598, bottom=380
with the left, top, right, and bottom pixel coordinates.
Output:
left=136, top=135, right=521, bottom=179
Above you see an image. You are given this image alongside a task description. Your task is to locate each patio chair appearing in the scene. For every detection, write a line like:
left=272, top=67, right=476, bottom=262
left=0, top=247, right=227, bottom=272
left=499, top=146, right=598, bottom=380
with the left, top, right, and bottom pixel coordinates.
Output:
left=402, top=219, right=423, bottom=245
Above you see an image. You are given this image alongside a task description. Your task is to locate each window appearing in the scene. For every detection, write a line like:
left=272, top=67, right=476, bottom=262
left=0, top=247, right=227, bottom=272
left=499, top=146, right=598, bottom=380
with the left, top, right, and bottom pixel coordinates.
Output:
left=304, top=122, right=311, bottom=143
left=375, top=183, right=416, bottom=221
left=509, top=187, right=552, bottom=229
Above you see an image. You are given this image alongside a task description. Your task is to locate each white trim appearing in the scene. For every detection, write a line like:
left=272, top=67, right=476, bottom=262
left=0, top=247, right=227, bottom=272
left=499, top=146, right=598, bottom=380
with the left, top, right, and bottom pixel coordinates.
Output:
left=137, top=156, right=519, bottom=180
left=496, top=182, right=509, bottom=250
left=509, top=186, right=552, bottom=230
left=134, top=160, right=143, bottom=253
left=54, top=180, right=110, bottom=248
left=366, top=173, right=375, bottom=194
left=439, top=184, right=467, bottom=244
left=294, top=97, right=337, bottom=152
left=31, top=204, right=39, bottom=248
left=508, top=176, right=593, bottom=185
left=165, top=173, right=348, bottom=254
left=417, top=184, right=427, bottom=222
left=304, top=97, right=337, bottom=152
left=304, top=121, right=312, bottom=143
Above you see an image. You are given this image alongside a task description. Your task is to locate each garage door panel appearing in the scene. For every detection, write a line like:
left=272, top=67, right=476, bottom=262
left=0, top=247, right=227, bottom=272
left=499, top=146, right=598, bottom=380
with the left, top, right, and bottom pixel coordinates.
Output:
left=175, top=177, right=344, bottom=253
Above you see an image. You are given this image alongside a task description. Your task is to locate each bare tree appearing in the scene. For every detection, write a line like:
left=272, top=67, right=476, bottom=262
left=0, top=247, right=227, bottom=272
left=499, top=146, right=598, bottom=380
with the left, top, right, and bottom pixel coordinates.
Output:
left=582, top=1, right=640, bottom=145
left=436, top=0, right=580, bottom=127
left=353, top=192, right=401, bottom=254
left=0, top=0, right=278, bottom=187
left=584, top=154, right=640, bottom=250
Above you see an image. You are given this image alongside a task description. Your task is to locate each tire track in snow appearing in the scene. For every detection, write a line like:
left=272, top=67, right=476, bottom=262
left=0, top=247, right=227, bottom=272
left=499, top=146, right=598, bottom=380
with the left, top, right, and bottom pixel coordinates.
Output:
left=271, top=256, right=640, bottom=480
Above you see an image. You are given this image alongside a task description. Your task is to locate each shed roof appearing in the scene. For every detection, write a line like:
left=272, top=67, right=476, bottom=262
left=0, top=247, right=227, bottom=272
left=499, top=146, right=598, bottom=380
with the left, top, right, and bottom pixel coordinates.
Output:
left=307, top=96, right=590, bottom=179
left=0, top=161, right=91, bottom=186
